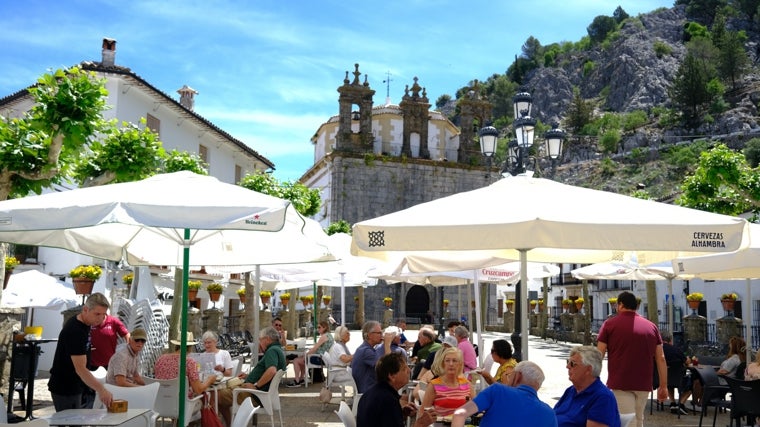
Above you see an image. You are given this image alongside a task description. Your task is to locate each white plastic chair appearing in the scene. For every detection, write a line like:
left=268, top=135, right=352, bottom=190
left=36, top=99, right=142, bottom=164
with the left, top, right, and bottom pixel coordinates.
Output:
left=94, top=382, right=160, bottom=427
left=143, top=377, right=203, bottom=427
left=232, top=369, right=286, bottom=427
left=334, top=401, right=356, bottom=427
left=230, top=397, right=259, bottom=427
left=620, top=413, right=635, bottom=427
left=322, top=354, right=357, bottom=411
left=304, top=353, right=326, bottom=388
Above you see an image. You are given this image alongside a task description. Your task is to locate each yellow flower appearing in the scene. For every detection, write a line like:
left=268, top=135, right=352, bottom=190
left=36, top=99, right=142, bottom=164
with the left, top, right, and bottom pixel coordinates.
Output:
left=280, top=292, right=291, bottom=300
left=575, top=297, right=585, bottom=303
left=5, top=256, right=20, bottom=270
left=70, top=265, right=103, bottom=280
left=608, top=297, right=618, bottom=304
left=206, top=282, right=224, bottom=292
left=383, top=297, right=393, bottom=303
left=721, top=292, right=738, bottom=301
left=686, top=293, right=704, bottom=301
left=187, top=280, right=202, bottom=290
left=122, top=273, right=134, bottom=285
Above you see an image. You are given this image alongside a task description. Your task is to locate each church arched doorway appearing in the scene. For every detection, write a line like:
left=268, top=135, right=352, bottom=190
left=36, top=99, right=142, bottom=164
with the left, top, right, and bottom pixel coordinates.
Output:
left=405, top=285, right=430, bottom=324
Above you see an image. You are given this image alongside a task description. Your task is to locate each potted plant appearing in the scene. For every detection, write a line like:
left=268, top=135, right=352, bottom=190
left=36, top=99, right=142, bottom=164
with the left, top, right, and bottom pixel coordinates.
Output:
left=122, top=272, right=134, bottom=286
left=4, top=256, right=20, bottom=290
left=686, top=292, right=704, bottom=311
left=280, top=292, right=291, bottom=308
left=187, top=280, right=202, bottom=301
left=207, top=282, right=224, bottom=301
left=529, top=299, right=538, bottom=310
left=562, top=298, right=572, bottom=311
left=259, top=290, right=271, bottom=305
left=443, top=299, right=450, bottom=309
left=505, top=299, right=515, bottom=312
left=70, top=264, right=103, bottom=295
left=608, top=297, right=618, bottom=313
left=383, top=296, right=393, bottom=307
left=574, top=297, right=584, bottom=310
left=322, top=295, right=332, bottom=305
left=236, top=287, right=246, bottom=304
left=721, top=292, right=738, bottom=312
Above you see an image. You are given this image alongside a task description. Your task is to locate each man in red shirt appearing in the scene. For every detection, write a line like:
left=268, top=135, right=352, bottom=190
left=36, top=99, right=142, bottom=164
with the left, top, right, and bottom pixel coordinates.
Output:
left=597, top=291, right=667, bottom=427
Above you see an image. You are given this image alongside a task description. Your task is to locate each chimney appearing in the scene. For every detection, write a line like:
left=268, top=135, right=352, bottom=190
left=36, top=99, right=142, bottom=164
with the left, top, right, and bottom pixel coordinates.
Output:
left=101, top=38, right=116, bottom=67
left=177, top=85, right=198, bottom=110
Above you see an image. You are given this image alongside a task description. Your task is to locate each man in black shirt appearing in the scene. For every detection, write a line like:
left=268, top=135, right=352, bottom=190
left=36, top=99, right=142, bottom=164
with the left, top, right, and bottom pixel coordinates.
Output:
left=357, top=353, right=434, bottom=427
left=661, top=331, right=692, bottom=415
left=48, top=293, right=113, bottom=411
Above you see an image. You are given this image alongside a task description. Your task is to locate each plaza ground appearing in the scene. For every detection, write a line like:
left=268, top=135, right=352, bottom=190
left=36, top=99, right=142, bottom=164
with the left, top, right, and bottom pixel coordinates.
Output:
left=16, top=331, right=735, bottom=427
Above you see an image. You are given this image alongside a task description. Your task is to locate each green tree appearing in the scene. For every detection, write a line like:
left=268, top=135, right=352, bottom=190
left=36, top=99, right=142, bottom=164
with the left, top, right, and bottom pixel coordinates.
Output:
left=587, top=15, right=617, bottom=44
left=744, top=138, right=760, bottom=167
left=435, top=94, right=452, bottom=110
left=238, top=172, right=321, bottom=217
left=521, top=36, right=543, bottom=68
left=599, top=129, right=621, bottom=155
left=566, top=88, right=594, bottom=136
left=717, top=31, right=749, bottom=88
left=677, top=143, right=760, bottom=219
left=669, top=53, right=714, bottom=125
left=613, top=6, right=630, bottom=23
left=325, top=220, right=351, bottom=235
left=732, top=0, right=760, bottom=21
left=0, top=67, right=107, bottom=200
left=164, top=150, right=208, bottom=175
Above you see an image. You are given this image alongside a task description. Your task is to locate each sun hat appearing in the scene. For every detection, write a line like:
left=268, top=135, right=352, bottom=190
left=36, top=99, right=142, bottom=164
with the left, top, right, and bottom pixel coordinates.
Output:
left=442, top=335, right=458, bottom=347
left=131, top=328, right=147, bottom=341
left=170, top=331, right=198, bottom=346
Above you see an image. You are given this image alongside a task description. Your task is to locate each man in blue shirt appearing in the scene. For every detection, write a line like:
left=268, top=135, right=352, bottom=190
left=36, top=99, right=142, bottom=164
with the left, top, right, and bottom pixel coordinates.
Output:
left=351, top=320, right=392, bottom=393
left=554, top=346, right=621, bottom=427
left=451, top=361, right=557, bottom=427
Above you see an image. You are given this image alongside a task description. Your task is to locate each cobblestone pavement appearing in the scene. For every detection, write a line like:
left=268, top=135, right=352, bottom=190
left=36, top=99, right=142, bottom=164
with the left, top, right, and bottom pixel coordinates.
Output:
left=13, top=331, right=736, bottom=427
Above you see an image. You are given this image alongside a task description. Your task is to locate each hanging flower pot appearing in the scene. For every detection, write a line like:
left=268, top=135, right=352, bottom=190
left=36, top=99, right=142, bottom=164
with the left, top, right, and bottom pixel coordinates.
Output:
left=280, top=292, right=291, bottom=308
left=721, top=299, right=735, bottom=312
left=505, top=300, right=514, bottom=312
left=383, top=297, right=392, bottom=307
left=688, top=300, right=700, bottom=310
left=238, top=294, right=246, bottom=304
left=323, top=296, right=332, bottom=306
left=575, top=297, right=584, bottom=311
left=443, top=299, right=449, bottom=309
left=73, top=278, right=95, bottom=295
left=207, top=282, right=224, bottom=303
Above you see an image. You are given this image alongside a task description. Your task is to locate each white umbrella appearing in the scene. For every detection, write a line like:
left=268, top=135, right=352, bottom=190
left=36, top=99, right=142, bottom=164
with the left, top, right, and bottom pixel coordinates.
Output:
left=571, top=260, right=684, bottom=333
left=2, top=269, right=78, bottom=311
left=352, top=175, right=749, bottom=359
left=672, top=223, right=760, bottom=361
left=0, top=171, right=334, bottom=425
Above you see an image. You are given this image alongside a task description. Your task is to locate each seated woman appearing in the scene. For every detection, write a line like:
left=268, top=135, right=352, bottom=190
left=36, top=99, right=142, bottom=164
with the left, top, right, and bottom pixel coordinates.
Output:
left=288, top=320, right=334, bottom=387
left=480, top=339, right=517, bottom=385
left=419, top=347, right=475, bottom=417
left=154, top=333, right=227, bottom=422
left=717, top=336, right=747, bottom=379
left=202, top=330, right=233, bottom=377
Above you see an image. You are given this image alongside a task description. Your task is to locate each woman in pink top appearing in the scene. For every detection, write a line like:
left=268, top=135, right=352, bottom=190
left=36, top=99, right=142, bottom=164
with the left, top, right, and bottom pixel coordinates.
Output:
left=420, top=347, right=475, bottom=417
left=154, top=333, right=215, bottom=398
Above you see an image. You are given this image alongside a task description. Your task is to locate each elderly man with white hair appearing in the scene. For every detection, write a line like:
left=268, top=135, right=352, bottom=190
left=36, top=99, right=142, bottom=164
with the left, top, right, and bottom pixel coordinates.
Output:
left=451, top=361, right=557, bottom=427
left=376, top=326, right=407, bottom=362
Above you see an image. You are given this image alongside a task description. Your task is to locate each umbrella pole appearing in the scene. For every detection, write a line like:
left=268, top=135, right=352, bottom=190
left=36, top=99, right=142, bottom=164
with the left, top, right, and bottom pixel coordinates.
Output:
left=253, top=265, right=260, bottom=366
left=746, top=278, right=752, bottom=362
left=473, top=271, right=483, bottom=367
left=178, top=228, right=190, bottom=427
left=313, top=281, right=318, bottom=341
left=667, top=279, right=674, bottom=334
left=519, top=249, right=529, bottom=362
left=340, top=272, right=346, bottom=327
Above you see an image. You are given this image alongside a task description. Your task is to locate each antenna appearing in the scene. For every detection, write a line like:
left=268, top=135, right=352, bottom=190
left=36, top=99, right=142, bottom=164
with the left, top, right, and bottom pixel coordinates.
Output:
left=383, top=71, right=393, bottom=99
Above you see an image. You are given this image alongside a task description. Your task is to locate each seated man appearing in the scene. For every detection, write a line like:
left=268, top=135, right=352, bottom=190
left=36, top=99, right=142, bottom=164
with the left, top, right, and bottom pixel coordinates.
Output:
left=554, top=346, right=620, bottom=427
left=218, top=326, right=285, bottom=425
left=411, top=328, right=441, bottom=379
left=105, top=328, right=147, bottom=387
left=377, top=326, right=407, bottom=362
left=357, top=353, right=434, bottom=427
left=451, top=361, right=556, bottom=427
left=661, top=331, right=692, bottom=415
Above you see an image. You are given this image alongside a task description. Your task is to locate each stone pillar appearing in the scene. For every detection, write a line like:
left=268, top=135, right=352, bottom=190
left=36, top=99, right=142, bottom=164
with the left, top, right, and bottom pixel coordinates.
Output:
left=204, top=308, right=224, bottom=333
left=560, top=312, right=573, bottom=330
left=318, top=308, right=332, bottom=324
left=573, top=313, right=585, bottom=332
left=382, top=309, right=394, bottom=328
left=716, top=316, right=742, bottom=345
left=258, top=310, right=272, bottom=333
left=187, top=309, right=202, bottom=340
left=279, top=310, right=293, bottom=337
left=683, top=315, right=707, bottom=343
left=503, top=311, right=514, bottom=333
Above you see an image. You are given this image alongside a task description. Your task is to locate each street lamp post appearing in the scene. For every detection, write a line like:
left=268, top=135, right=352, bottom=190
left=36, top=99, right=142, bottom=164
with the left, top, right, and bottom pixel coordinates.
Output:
left=478, top=90, right=566, bottom=361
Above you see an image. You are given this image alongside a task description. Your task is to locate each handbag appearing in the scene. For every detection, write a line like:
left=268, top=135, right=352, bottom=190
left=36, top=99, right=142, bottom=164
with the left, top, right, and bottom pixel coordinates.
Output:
left=201, top=395, right=225, bottom=427
left=319, top=386, right=332, bottom=403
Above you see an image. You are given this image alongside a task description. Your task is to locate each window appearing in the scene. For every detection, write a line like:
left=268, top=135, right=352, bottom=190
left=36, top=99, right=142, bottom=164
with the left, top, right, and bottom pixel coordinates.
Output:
left=235, top=165, right=242, bottom=184
left=146, top=114, right=161, bottom=137
left=198, top=145, right=208, bottom=163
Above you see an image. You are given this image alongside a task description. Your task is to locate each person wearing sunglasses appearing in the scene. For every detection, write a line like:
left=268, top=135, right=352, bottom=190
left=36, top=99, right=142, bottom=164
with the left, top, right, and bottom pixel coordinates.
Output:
left=105, top=328, right=148, bottom=387
left=554, top=346, right=620, bottom=427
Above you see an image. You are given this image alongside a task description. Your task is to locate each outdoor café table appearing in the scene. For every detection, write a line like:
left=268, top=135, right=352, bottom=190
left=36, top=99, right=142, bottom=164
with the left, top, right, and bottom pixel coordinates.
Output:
left=206, top=375, right=233, bottom=414
left=46, top=408, right=152, bottom=427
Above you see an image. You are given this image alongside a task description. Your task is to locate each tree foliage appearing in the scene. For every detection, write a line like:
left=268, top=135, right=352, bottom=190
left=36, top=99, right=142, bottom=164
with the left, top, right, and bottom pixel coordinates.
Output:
left=325, top=220, right=351, bottom=235
left=677, top=143, right=760, bottom=219
left=0, top=67, right=107, bottom=200
left=587, top=15, right=618, bottom=44
left=238, top=172, right=321, bottom=217
left=164, top=150, right=208, bottom=175
left=566, top=88, right=594, bottom=135
left=717, top=30, right=749, bottom=88
left=613, top=6, right=630, bottom=23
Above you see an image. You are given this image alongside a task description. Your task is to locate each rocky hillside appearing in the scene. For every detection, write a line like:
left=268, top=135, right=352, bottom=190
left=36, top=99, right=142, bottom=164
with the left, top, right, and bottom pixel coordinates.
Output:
left=512, top=4, right=760, bottom=198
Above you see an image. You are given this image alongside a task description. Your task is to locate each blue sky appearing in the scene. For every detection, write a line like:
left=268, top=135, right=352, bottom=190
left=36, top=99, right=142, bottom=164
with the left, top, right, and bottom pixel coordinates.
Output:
left=1, top=0, right=672, bottom=181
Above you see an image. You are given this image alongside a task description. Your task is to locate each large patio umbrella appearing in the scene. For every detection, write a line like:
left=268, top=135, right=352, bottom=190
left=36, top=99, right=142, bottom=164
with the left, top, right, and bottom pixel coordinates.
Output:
left=0, top=171, right=334, bottom=426
left=571, top=259, right=684, bottom=334
left=351, top=175, right=749, bottom=359
left=672, top=223, right=760, bottom=361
